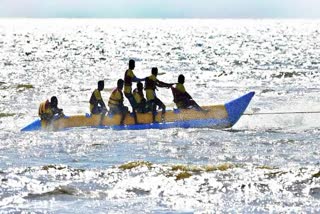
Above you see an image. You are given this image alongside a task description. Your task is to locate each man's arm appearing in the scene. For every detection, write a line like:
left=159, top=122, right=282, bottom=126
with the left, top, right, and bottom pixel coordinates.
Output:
left=185, top=92, right=193, bottom=100
left=132, top=76, right=145, bottom=82
left=52, top=107, right=65, bottom=117
left=156, top=80, right=173, bottom=88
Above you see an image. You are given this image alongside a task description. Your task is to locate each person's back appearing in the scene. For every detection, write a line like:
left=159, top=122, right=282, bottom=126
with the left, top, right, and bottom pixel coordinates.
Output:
left=108, top=87, right=124, bottom=110
left=38, top=96, right=64, bottom=122
left=145, top=72, right=158, bottom=101
left=38, top=100, right=53, bottom=121
left=108, top=79, right=128, bottom=125
left=172, top=74, right=202, bottom=111
left=133, top=82, right=149, bottom=113
left=50, top=96, right=64, bottom=117
left=89, top=80, right=107, bottom=115
left=172, top=82, right=188, bottom=108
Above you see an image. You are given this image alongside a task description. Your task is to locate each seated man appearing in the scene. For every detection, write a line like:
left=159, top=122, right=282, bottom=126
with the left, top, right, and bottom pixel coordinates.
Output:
left=108, top=79, right=128, bottom=125
left=171, top=74, right=203, bottom=111
left=89, top=80, right=107, bottom=115
left=145, top=67, right=173, bottom=122
left=38, top=96, right=65, bottom=122
left=133, top=82, right=150, bottom=113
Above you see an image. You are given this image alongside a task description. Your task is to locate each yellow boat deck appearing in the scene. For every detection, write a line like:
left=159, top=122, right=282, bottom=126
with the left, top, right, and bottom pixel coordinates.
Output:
left=43, top=105, right=228, bottom=130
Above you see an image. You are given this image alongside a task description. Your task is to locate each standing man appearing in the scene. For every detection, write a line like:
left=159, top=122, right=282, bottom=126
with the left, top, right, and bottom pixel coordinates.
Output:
left=145, top=67, right=173, bottom=123
left=124, top=59, right=145, bottom=124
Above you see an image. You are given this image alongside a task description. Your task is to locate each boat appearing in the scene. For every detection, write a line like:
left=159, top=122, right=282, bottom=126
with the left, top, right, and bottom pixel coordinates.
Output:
left=21, top=91, right=255, bottom=131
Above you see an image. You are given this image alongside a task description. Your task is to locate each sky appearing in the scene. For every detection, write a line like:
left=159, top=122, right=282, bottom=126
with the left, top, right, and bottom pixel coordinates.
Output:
left=0, top=0, right=319, bottom=18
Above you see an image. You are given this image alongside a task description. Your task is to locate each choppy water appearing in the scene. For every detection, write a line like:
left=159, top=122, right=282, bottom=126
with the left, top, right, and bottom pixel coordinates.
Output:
left=0, top=19, right=320, bottom=213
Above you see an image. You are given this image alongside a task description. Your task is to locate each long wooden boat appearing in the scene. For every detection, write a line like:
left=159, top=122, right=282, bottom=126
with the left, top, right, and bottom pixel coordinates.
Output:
left=21, top=92, right=255, bottom=131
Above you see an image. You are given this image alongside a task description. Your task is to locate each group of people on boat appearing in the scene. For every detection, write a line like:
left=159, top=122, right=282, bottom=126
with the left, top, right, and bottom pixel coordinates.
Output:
left=38, top=59, right=204, bottom=125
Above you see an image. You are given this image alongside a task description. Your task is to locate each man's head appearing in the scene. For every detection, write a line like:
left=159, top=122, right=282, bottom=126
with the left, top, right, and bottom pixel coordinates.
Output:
left=151, top=67, right=158, bottom=76
left=117, top=79, right=124, bottom=90
left=129, top=59, right=135, bottom=70
left=137, top=82, right=143, bottom=91
left=178, top=74, right=185, bottom=84
left=98, top=80, right=104, bottom=91
left=50, top=96, right=58, bottom=107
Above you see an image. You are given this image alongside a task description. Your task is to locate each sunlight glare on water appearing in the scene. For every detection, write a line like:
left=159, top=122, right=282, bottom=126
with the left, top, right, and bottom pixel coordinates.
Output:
left=0, top=19, right=320, bottom=213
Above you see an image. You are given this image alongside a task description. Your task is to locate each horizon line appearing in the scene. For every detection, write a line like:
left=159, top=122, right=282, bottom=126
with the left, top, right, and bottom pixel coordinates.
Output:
left=1, top=17, right=320, bottom=20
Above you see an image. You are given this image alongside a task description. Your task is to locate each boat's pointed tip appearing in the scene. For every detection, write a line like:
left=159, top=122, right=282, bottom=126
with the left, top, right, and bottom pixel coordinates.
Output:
left=246, top=91, right=255, bottom=97
left=248, top=91, right=255, bottom=99
left=241, top=91, right=255, bottom=102
left=225, top=91, right=256, bottom=125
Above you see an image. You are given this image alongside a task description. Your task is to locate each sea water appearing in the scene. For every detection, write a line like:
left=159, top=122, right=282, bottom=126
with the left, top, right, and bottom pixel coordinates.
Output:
left=0, top=19, right=320, bottom=213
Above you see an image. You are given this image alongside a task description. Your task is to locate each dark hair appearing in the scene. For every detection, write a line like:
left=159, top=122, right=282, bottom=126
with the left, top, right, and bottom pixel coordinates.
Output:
left=129, top=59, right=135, bottom=69
left=178, top=74, right=185, bottom=84
left=151, top=67, right=158, bottom=76
left=137, top=81, right=143, bottom=90
left=50, top=96, right=58, bottom=107
left=117, top=79, right=124, bottom=88
left=98, top=80, right=104, bottom=91
left=51, top=96, right=58, bottom=103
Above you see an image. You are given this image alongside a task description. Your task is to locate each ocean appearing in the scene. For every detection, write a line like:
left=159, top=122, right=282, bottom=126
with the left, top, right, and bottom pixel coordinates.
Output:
left=0, top=19, right=320, bottom=213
